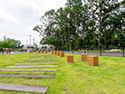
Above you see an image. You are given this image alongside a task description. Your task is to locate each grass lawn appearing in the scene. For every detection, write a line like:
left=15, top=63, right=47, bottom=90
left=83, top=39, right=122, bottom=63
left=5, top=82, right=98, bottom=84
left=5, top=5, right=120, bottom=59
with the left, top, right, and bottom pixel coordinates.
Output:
left=0, top=52, right=125, bottom=94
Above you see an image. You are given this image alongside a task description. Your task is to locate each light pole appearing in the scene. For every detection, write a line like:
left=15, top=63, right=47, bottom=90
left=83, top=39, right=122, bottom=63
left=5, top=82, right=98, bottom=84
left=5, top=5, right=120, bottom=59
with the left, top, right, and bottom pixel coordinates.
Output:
left=29, top=35, right=31, bottom=51
left=33, top=38, right=35, bottom=45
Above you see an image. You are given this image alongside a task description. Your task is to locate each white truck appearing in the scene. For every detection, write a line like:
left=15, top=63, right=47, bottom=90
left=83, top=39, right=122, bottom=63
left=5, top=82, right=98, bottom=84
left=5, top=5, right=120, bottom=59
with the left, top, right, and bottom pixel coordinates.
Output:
left=39, top=44, right=54, bottom=52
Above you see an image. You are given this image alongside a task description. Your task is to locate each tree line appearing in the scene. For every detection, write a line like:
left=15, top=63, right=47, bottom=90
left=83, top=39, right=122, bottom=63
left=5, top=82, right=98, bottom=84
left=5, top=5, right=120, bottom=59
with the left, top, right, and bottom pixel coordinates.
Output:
left=0, top=36, right=22, bottom=49
left=33, top=0, right=125, bottom=50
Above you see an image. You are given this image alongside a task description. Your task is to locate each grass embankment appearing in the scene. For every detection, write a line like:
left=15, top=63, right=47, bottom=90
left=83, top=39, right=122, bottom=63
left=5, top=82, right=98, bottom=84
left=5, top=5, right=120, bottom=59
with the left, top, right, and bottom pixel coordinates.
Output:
left=0, top=53, right=125, bottom=94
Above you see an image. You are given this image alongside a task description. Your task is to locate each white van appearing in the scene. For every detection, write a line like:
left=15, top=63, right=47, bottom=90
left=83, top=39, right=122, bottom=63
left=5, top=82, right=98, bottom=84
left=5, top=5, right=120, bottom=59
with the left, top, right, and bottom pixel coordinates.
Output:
left=39, top=44, right=53, bottom=52
left=23, top=45, right=36, bottom=51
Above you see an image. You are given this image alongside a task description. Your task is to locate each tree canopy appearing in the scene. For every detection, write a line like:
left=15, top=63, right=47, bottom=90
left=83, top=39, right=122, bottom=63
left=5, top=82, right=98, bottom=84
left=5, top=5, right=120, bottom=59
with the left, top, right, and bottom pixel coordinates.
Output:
left=33, top=0, right=125, bottom=50
left=0, top=36, right=22, bottom=48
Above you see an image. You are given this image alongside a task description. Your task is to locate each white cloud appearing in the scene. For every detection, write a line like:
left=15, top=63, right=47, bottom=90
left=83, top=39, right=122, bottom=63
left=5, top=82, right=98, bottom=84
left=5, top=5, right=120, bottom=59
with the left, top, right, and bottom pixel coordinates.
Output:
left=0, top=0, right=67, bottom=45
left=0, top=9, right=19, bottom=26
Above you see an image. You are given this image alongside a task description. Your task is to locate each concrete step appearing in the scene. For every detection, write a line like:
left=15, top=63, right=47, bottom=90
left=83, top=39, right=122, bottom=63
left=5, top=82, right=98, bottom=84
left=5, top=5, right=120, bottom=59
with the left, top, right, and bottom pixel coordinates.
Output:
left=0, top=74, right=55, bottom=78
left=0, top=83, right=49, bottom=93
left=6, top=65, right=59, bottom=68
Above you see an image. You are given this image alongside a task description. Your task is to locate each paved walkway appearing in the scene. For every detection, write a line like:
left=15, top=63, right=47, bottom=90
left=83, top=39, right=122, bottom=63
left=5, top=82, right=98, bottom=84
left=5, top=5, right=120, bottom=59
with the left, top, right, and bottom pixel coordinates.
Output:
left=6, top=65, right=59, bottom=68
left=0, top=83, right=49, bottom=94
left=1, top=69, right=57, bottom=71
left=0, top=74, right=55, bottom=78
left=14, top=63, right=59, bottom=65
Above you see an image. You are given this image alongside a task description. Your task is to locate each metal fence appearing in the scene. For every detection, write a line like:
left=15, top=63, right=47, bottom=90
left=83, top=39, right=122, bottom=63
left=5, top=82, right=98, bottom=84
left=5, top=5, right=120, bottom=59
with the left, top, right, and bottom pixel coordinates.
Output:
left=56, top=45, right=125, bottom=57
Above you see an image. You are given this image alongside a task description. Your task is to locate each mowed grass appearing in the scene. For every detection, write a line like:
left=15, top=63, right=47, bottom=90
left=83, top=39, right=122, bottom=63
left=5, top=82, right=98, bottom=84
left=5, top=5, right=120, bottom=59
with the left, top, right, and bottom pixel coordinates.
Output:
left=0, top=53, right=125, bottom=94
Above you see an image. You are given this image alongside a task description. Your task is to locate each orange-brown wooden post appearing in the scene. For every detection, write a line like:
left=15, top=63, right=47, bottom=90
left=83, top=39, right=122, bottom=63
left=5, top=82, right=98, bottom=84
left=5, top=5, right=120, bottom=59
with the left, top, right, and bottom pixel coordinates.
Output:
left=29, top=50, right=32, bottom=53
left=87, top=56, right=98, bottom=66
left=52, top=51, right=54, bottom=54
left=56, top=51, right=58, bottom=55
left=37, top=50, right=40, bottom=53
left=60, top=51, right=64, bottom=57
left=66, top=55, right=74, bottom=63
left=41, top=50, right=44, bottom=53
left=55, top=51, right=57, bottom=55
left=45, top=50, right=47, bottom=53
left=81, top=54, right=87, bottom=61
left=53, top=51, right=55, bottom=54
left=57, top=51, right=60, bottom=56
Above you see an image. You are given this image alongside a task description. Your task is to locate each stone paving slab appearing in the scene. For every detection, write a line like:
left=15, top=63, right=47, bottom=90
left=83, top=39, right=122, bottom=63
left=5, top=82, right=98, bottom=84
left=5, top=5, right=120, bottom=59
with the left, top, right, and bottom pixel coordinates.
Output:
left=1, top=69, right=57, bottom=71
left=0, top=83, right=49, bottom=93
left=27, top=59, right=58, bottom=60
left=14, top=63, right=59, bottom=65
left=6, top=65, right=59, bottom=68
left=26, top=59, right=59, bottom=61
left=0, top=74, right=55, bottom=78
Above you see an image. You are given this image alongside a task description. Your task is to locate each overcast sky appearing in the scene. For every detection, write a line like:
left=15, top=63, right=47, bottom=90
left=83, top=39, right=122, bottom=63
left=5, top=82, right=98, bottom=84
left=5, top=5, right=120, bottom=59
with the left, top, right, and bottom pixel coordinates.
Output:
left=0, top=0, right=123, bottom=46
left=0, top=0, right=67, bottom=45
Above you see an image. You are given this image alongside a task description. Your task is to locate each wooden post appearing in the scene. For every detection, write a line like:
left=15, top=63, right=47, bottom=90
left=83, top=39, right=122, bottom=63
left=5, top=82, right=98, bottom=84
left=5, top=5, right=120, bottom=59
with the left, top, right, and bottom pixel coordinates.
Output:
left=87, top=56, right=98, bottom=66
left=51, top=51, right=54, bottom=54
left=37, top=50, right=40, bottom=53
left=60, top=51, right=64, bottom=57
left=81, top=54, right=87, bottom=61
left=45, top=50, right=47, bottom=53
left=53, top=51, right=55, bottom=54
left=54, top=51, right=57, bottom=55
left=66, top=55, right=73, bottom=63
left=55, top=51, right=57, bottom=55
left=41, top=50, right=44, bottom=53
left=56, top=51, right=58, bottom=55
left=58, top=51, right=60, bottom=56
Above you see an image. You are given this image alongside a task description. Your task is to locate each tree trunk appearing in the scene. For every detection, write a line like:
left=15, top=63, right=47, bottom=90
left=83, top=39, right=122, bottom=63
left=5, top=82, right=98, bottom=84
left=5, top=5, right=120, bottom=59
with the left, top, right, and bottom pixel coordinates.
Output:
left=104, top=25, right=106, bottom=48
left=92, top=10, right=95, bottom=39
left=98, top=4, right=102, bottom=47
left=68, top=22, right=71, bottom=51
left=62, top=30, right=64, bottom=50
left=65, top=36, right=68, bottom=51
left=82, top=21, right=85, bottom=47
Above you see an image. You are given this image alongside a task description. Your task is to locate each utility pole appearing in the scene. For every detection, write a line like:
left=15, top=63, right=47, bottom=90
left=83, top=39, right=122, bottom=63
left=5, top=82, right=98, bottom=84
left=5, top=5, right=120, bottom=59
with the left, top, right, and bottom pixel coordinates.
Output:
left=33, top=38, right=35, bottom=45
left=29, top=35, right=31, bottom=51
left=26, top=40, right=28, bottom=45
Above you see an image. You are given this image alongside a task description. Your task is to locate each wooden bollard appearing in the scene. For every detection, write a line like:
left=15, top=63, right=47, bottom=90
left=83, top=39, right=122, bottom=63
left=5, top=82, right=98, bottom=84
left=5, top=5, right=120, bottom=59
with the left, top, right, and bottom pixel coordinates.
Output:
left=29, top=51, right=32, bottom=53
left=53, top=51, right=55, bottom=54
left=41, top=50, right=44, bottom=53
left=56, top=51, right=58, bottom=55
left=60, top=51, right=64, bottom=57
left=51, top=51, right=54, bottom=54
left=81, top=54, right=87, bottom=61
left=57, top=51, right=60, bottom=56
left=56, top=51, right=59, bottom=55
left=54, top=51, right=57, bottom=55
left=66, top=55, right=73, bottom=63
left=45, top=50, right=47, bottom=53
left=87, top=56, right=98, bottom=66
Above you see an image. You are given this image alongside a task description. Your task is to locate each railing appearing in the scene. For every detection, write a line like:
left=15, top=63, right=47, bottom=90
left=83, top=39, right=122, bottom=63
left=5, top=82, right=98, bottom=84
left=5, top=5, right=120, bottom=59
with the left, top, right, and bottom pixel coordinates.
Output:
left=56, top=45, right=125, bottom=57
